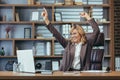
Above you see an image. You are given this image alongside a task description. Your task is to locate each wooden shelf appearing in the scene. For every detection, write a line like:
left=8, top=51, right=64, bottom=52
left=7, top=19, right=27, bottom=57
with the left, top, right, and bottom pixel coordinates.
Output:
left=54, top=4, right=110, bottom=7
left=0, top=21, right=45, bottom=24
left=52, top=21, right=110, bottom=25
left=0, top=4, right=110, bottom=7
left=0, top=4, right=12, bottom=7
left=34, top=56, right=62, bottom=58
left=0, top=56, right=62, bottom=58
left=0, top=39, right=13, bottom=40
left=0, top=0, right=114, bottom=71
left=0, top=22, right=32, bottom=25
left=14, top=38, right=55, bottom=41
left=0, top=4, right=53, bottom=7
left=0, top=38, right=55, bottom=41
left=0, top=38, right=56, bottom=41
left=0, top=21, right=110, bottom=25
left=0, top=56, right=16, bottom=58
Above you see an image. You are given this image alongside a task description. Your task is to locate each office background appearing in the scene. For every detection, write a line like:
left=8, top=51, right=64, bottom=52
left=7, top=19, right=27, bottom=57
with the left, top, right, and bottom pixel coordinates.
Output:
left=1, top=0, right=120, bottom=72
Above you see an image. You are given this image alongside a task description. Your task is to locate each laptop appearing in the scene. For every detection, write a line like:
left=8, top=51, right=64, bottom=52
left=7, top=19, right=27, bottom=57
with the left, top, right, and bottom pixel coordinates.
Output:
left=17, top=50, right=52, bottom=74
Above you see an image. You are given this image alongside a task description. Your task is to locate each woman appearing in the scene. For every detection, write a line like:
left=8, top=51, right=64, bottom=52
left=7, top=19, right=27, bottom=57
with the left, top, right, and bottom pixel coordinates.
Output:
left=41, top=8, right=100, bottom=71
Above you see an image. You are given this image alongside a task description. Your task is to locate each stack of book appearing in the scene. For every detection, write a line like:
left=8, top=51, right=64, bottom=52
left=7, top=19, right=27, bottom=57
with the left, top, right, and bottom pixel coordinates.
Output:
left=35, top=42, right=51, bottom=56
left=35, top=42, right=45, bottom=56
left=36, top=26, right=53, bottom=38
left=55, top=8, right=84, bottom=22
left=54, top=42, right=64, bottom=56
left=54, top=12, right=62, bottom=21
left=38, top=0, right=54, bottom=4
left=62, top=24, right=71, bottom=38
left=74, top=0, right=83, bottom=5
left=64, top=0, right=73, bottom=5
left=27, top=0, right=34, bottom=5
left=88, top=0, right=103, bottom=4
left=82, top=25, right=103, bottom=33
left=54, top=0, right=64, bottom=5
left=81, top=26, right=93, bottom=33
left=92, top=8, right=103, bottom=21
left=115, top=57, right=120, bottom=71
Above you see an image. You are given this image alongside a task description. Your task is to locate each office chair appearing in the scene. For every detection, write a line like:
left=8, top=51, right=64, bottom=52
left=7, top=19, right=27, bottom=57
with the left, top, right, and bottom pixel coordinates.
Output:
left=90, top=33, right=104, bottom=70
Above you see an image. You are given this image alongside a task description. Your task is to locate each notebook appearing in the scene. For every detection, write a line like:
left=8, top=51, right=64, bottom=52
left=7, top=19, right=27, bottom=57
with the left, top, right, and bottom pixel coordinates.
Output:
left=17, top=50, right=52, bottom=74
left=81, top=70, right=108, bottom=73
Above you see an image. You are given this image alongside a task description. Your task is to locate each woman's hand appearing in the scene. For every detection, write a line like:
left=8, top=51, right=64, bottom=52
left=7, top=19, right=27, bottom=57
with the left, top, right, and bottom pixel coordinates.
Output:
left=41, top=8, right=50, bottom=25
left=80, top=12, right=91, bottom=20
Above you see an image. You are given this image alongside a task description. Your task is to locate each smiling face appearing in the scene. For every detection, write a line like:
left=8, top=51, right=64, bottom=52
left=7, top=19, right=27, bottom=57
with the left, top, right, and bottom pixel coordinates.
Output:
left=70, top=24, right=86, bottom=44
left=70, top=29, right=81, bottom=43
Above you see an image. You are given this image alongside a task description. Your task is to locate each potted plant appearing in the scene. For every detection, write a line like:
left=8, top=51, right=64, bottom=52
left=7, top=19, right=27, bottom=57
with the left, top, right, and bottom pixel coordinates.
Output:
left=5, top=26, right=12, bottom=38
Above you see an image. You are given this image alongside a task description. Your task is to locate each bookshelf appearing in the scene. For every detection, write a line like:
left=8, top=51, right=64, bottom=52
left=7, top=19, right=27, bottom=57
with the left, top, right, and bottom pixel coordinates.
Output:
left=0, top=0, right=114, bottom=71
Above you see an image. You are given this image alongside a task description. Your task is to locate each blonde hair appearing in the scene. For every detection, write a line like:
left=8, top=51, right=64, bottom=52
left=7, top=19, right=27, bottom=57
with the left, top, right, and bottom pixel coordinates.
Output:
left=70, top=24, right=87, bottom=44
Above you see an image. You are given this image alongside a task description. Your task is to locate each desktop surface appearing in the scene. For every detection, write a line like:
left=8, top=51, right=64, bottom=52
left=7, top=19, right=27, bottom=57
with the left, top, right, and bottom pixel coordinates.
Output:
left=0, top=71, right=120, bottom=80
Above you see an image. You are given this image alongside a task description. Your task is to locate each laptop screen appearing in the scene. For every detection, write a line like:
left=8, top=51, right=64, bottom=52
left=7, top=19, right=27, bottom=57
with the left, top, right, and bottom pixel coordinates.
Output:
left=17, top=50, right=36, bottom=73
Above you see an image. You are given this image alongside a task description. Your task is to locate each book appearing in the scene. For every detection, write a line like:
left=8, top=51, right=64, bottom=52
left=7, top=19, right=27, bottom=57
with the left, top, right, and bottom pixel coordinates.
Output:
left=27, top=0, right=34, bottom=5
left=55, top=12, right=62, bottom=21
left=36, top=26, right=53, bottom=38
left=81, top=70, right=108, bottom=73
left=54, top=3, right=64, bottom=5
left=2, top=16, right=6, bottom=21
left=40, top=70, right=53, bottom=75
left=36, top=42, right=45, bottom=56
left=46, top=42, right=51, bottom=56
left=15, top=13, right=20, bottom=22
left=52, top=61, right=59, bottom=71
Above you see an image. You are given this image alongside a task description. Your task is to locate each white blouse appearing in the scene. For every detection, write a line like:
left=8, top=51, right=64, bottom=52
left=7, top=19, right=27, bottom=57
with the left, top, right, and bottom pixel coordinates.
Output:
left=72, top=42, right=82, bottom=69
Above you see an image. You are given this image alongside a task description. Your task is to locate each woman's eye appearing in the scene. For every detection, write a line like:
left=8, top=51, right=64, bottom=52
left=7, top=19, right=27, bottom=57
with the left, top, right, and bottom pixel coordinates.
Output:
left=73, top=33, right=76, bottom=35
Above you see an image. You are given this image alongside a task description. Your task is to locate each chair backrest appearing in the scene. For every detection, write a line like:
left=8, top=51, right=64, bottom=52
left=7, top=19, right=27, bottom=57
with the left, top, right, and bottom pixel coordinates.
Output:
left=88, top=33, right=104, bottom=70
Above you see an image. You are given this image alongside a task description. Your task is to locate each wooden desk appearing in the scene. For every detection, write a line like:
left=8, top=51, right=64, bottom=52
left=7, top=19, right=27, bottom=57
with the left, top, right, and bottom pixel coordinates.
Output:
left=0, top=71, right=120, bottom=80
